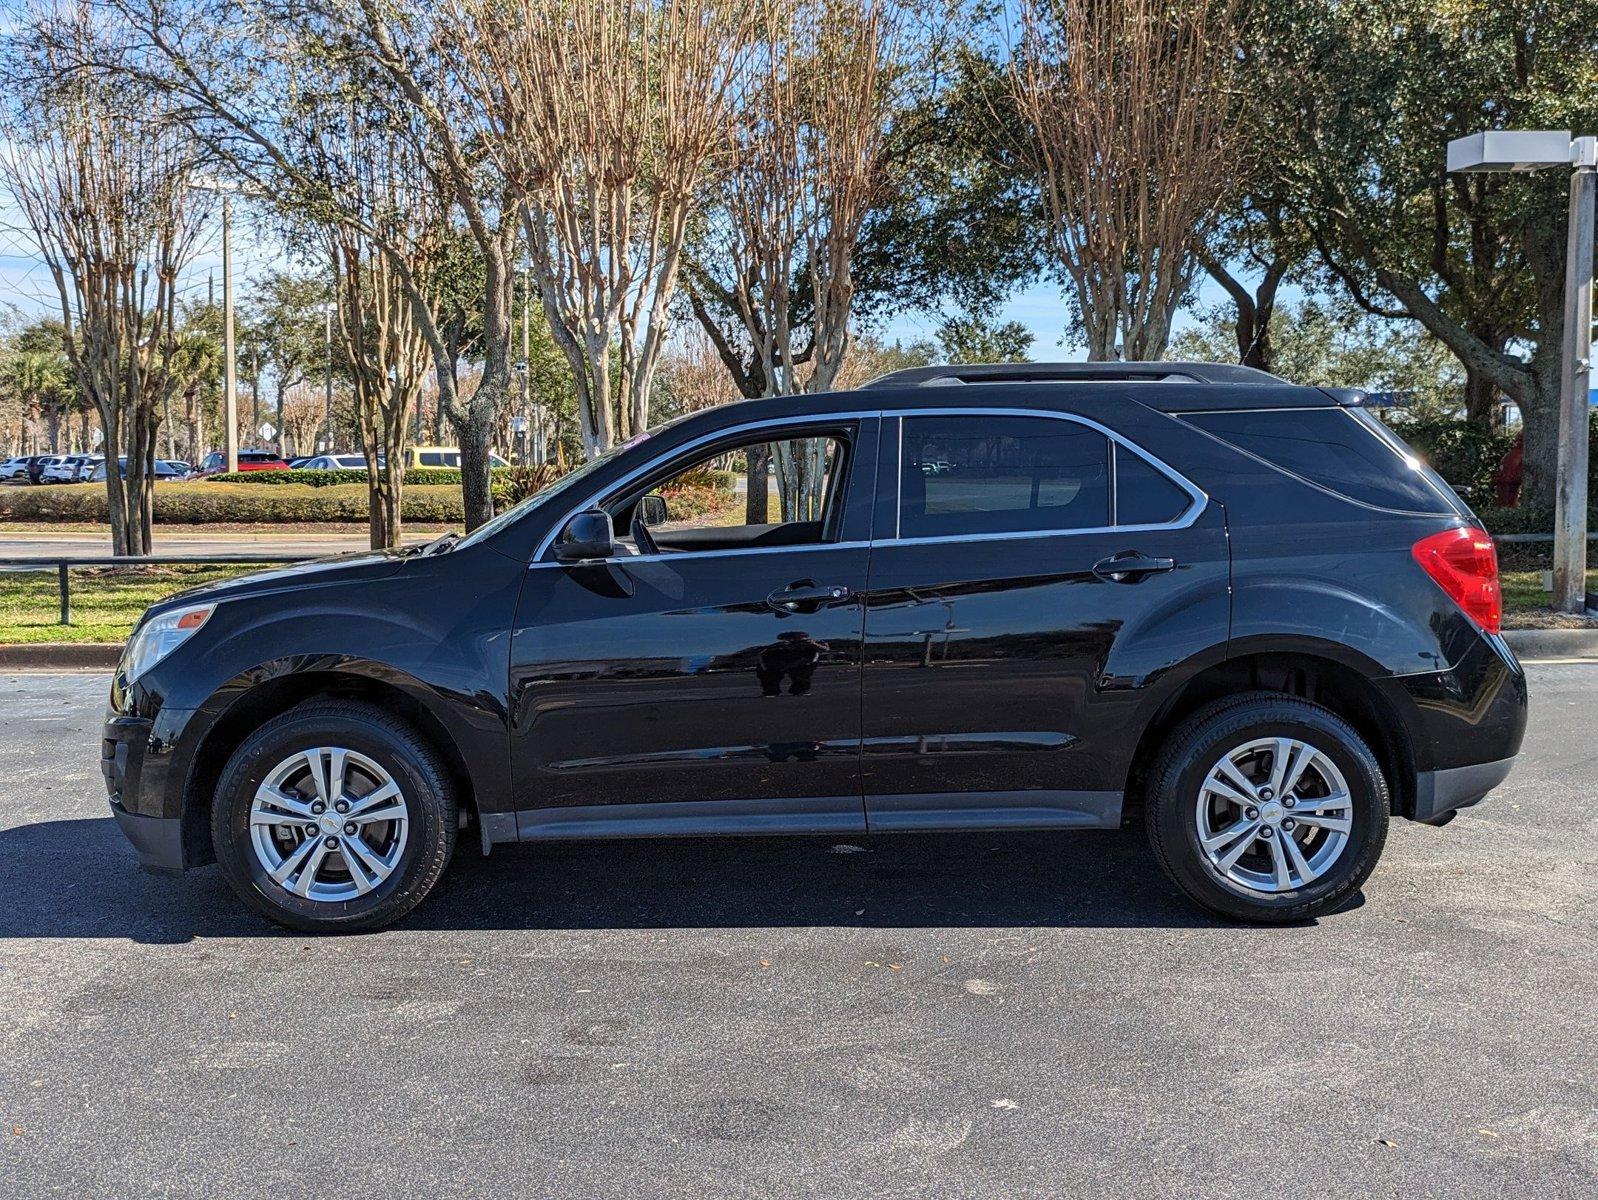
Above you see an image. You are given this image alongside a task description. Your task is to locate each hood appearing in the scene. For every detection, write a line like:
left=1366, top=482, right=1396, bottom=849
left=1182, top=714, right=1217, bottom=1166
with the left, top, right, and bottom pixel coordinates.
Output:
left=149, top=549, right=411, bottom=615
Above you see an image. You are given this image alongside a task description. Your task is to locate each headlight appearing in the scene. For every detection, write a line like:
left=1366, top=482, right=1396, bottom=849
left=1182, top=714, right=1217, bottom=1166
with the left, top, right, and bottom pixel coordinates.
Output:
left=122, top=603, right=215, bottom=683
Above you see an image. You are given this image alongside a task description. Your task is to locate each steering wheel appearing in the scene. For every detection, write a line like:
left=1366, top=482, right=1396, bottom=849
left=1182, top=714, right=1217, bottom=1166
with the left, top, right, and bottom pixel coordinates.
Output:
left=629, top=506, right=660, bottom=556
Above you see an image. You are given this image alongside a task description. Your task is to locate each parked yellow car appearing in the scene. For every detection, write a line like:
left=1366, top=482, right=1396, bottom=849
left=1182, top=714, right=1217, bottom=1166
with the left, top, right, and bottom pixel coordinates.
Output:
left=400, top=446, right=511, bottom=469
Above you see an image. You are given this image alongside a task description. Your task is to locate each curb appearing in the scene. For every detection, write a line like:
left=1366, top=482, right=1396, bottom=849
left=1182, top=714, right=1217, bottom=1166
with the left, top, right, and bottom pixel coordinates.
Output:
left=0, top=642, right=122, bottom=670
left=1500, top=628, right=1598, bottom=661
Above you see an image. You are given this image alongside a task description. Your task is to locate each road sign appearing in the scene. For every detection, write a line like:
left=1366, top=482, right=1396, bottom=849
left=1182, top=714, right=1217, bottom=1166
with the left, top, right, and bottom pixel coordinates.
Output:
left=259, top=422, right=276, bottom=440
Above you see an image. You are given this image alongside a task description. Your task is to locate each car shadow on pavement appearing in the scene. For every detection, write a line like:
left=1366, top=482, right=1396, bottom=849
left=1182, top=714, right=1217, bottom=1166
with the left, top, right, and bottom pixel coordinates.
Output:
left=0, top=816, right=1350, bottom=942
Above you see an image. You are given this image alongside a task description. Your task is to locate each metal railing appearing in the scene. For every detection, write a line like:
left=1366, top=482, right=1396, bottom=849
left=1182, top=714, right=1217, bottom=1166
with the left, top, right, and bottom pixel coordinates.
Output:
left=0, top=554, right=318, bottom=626
left=0, top=529, right=1592, bottom=627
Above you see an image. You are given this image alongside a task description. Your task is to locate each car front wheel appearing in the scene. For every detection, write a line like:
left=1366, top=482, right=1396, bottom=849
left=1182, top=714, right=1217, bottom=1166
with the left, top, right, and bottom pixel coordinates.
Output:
left=212, top=700, right=457, bottom=933
left=1145, top=692, right=1389, bottom=922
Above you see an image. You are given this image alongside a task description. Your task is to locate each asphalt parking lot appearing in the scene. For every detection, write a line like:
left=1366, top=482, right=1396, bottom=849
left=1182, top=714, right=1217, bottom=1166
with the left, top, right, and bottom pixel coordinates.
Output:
left=1, top=665, right=1595, bottom=1199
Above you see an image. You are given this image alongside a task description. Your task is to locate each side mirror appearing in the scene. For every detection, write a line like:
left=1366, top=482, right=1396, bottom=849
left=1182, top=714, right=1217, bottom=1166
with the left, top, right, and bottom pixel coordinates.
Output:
left=554, top=509, right=615, bottom=562
left=636, top=492, right=669, bottom=527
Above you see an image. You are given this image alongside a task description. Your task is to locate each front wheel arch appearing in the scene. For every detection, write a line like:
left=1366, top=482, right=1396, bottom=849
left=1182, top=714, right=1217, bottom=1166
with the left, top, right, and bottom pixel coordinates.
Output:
left=180, top=667, right=478, bottom=868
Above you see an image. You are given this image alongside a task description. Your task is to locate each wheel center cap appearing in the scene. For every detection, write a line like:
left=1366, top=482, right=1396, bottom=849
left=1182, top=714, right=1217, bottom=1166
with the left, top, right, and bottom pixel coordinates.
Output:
left=1259, top=801, right=1284, bottom=825
left=318, top=813, right=342, bottom=836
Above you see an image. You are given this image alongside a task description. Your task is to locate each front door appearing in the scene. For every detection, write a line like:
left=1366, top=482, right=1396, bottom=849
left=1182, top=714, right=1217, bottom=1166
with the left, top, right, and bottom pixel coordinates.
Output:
left=860, top=410, right=1230, bottom=830
left=507, top=418, right=879, bottom=838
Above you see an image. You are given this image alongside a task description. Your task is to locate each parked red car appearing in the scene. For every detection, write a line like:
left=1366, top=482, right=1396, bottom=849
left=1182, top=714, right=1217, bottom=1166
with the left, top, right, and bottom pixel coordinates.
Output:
left=197, top=450, right=290, bottom=475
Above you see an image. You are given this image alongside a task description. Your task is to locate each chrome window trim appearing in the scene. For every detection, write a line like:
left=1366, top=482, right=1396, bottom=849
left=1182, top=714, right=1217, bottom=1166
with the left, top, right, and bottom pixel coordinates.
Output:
left=527, top=540, right=873, bottom=570
left=531, top=410, right=880, bottom=564
left=887, top=406, right=1207, bottom=542
left=531, top=404, right=1207, bottom=567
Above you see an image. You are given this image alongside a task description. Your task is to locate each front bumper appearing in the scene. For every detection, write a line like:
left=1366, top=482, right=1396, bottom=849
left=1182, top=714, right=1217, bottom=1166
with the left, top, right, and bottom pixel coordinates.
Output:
left=103, top=711, right=191, bottom=871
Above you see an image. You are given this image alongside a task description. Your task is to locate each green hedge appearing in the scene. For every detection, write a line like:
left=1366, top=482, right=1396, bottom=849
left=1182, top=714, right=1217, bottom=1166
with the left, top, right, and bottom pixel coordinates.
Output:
left=2, top=482, right=469, bottom=524
left=2, top=476, right=740, bottom=526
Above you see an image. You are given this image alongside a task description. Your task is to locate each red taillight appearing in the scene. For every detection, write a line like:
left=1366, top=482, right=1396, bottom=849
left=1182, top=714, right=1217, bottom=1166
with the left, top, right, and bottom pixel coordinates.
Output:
left=1412, top=527, right=1501, bottom=634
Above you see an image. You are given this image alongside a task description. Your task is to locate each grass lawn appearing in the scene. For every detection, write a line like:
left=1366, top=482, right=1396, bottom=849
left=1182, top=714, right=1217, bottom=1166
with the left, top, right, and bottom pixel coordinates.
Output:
left=1500, top=568, right=1598, bottom=628
left=0, top=564, right=261, bottom=644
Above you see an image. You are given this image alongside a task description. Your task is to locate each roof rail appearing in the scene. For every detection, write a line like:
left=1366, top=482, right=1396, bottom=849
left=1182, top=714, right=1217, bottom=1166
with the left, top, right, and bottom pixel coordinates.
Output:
left=859, top=361, right=1283, bottom=389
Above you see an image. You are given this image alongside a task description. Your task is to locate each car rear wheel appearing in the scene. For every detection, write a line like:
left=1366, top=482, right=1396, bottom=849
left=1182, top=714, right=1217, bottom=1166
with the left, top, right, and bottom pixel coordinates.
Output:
left=1145, top=692, right=1389, bottom=922
left=212, top=700, right=457, bottom=933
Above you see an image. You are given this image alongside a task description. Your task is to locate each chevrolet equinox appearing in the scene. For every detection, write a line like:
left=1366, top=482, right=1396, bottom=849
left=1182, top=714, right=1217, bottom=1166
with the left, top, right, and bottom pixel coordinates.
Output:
left=102, top=362, right=1528, bottom=931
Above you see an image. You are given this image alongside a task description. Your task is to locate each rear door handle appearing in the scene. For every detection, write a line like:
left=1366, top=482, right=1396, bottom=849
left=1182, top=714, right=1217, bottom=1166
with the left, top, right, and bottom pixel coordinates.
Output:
left=766, top=580, right=853, bottom=613
left=1092, top=551, right=1176, bottom=583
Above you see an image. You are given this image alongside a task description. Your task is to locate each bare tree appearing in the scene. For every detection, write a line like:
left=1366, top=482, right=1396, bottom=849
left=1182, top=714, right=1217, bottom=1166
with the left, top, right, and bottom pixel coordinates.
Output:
left=82, top=0, right=516, bottom=530
left=452, top=0, right=754, bottom=459
left=325, top=127, right=440, bottom=548
left=1, top=7, right=210, bottom=554
left=687, top=0, right=899, bottom=519
left=1010, top=0, right=1240, bottom=361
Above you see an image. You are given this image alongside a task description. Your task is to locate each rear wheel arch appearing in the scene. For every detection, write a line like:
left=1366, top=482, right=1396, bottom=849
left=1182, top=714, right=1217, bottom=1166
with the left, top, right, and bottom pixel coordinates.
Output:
left=181, top=668, right=478, bottom=867
left=1124, top=649, right=1420, bottom=819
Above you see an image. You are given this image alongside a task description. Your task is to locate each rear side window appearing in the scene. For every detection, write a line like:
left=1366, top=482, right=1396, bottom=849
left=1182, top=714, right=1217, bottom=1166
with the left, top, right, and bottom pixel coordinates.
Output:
left=1114, top=445, right=1191, bottom=525
left=1182, top=408, right=1460, bottom=515
left=900, top=415, right=1111, bottom=537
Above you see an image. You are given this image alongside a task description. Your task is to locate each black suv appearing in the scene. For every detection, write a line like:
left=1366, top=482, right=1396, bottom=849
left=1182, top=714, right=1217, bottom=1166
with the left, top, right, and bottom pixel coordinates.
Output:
left=103, top=363, right=1527, bottom=931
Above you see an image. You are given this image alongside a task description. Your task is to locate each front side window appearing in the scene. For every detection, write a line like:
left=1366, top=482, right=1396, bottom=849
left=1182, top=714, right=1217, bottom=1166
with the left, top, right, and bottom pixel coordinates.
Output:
left=898, top=415, right=1112, bottom=538
left=609, top=432, right=847, bottom=554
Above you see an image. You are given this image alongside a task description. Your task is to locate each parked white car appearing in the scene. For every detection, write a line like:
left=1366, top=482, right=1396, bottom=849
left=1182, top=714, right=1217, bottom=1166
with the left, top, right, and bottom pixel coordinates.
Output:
left=76, top=455, right=105, bottom=482
left=297, top=454, right=368, bottom=470
left=0, top=456, right=33, bottom=480
left=41, top=455, right=91, bottom=483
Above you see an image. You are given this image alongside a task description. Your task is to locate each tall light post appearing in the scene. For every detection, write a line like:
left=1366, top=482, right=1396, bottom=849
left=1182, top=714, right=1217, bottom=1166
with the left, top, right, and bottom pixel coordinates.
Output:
left=322, top=302, right=335, bottom=453
left=194, top=177, right=240, bottom=472
left=1448, top=130, right=1596, bottom=614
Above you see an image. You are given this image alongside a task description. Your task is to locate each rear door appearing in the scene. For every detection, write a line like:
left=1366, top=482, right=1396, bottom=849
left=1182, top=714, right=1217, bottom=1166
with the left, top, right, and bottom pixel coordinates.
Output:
left=860, top=409, right=1230, bottom=830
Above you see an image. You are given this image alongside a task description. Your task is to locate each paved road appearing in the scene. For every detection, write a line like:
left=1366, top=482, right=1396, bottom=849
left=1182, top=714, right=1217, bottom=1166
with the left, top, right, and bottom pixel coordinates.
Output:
left=0, top=529, right=430, bottom=559
left=1, top=666, right=1594, bottom=1198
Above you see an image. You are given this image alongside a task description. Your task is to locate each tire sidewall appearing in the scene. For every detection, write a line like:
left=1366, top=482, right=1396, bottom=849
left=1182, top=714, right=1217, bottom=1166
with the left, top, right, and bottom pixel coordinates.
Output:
left=214, top=710, right=451, bottom=931
left=1158, top=707, right=1388, bottom=918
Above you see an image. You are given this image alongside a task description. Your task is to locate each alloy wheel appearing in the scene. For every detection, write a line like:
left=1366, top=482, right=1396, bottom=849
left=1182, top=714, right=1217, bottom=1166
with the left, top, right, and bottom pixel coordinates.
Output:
left=1194, top=736, right=1354, bottom=894
left=249, top=747, right=410, bottom=901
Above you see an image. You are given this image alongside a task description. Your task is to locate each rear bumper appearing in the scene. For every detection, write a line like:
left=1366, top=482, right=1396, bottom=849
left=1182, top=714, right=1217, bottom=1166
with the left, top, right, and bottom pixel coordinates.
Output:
left=1411, top=755, right=1515, bottom=824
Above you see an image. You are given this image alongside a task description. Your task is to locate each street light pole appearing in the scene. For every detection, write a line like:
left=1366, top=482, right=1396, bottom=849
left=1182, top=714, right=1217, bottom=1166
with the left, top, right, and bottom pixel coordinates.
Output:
left=1448, top=130, right=1596, bottom=614
left=220, top=192, right=238, bottom=474
left=323, top=303, right=334, bottom=453
left=1554, top=138, right=1596, bottom=612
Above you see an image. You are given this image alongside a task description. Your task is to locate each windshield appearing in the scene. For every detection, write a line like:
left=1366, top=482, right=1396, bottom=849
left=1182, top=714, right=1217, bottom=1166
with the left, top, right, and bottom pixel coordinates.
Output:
left=453, top=424, right=675, bottom=553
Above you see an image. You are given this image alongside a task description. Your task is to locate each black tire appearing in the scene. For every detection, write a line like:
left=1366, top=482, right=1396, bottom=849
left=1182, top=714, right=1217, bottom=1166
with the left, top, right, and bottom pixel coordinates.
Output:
left=212, top=700, right=457, bottom=933
left=1145, top=692, right=1389, bottom=923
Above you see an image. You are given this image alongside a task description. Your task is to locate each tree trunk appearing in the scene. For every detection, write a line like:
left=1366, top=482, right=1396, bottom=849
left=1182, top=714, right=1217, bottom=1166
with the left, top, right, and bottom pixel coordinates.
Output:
left=452, top=401, right=498, bottom=532
left=1464, top=368, right=1499, bottom=429
left=1517, top=350, right=1563, bottom=512
left=745, top=444, right=769, bottom=524
left=364, top=449, right=404, bottom=549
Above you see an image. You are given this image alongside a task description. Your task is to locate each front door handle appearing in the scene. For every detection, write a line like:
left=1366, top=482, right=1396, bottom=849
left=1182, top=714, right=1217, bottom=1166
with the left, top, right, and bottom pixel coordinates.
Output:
left=766, top=580, right=853, bottom=613
left=1092, top=550, right=1176, bottom=583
